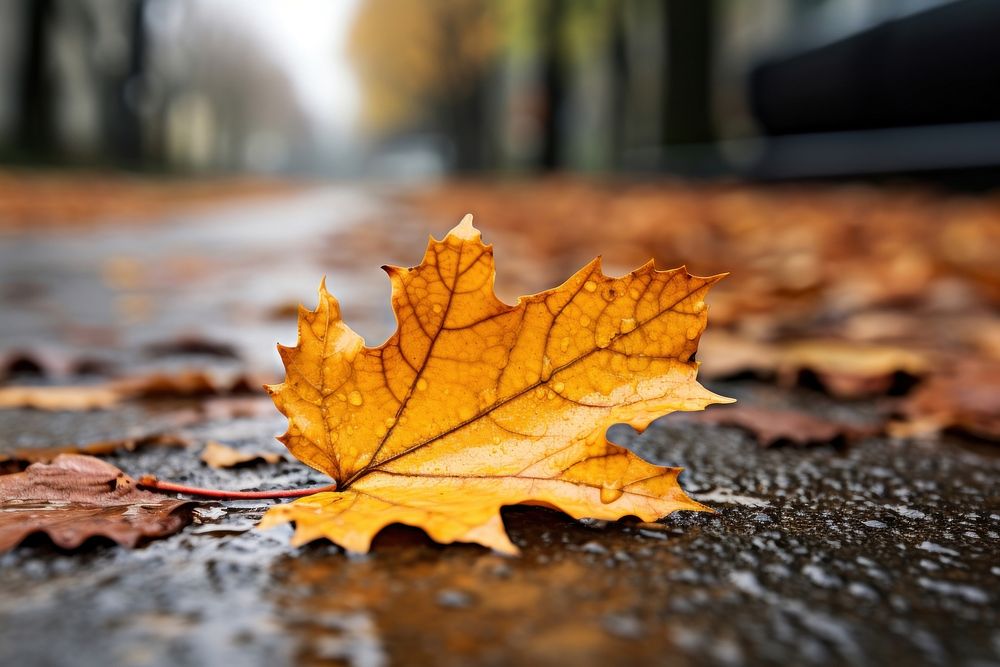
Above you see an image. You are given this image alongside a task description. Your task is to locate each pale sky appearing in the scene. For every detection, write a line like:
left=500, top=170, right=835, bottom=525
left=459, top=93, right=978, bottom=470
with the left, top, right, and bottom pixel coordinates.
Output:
left=235, top=0, right=361, bottom=135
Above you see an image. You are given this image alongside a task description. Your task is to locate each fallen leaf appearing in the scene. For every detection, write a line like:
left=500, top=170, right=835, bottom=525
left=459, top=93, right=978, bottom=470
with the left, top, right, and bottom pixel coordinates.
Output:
left=697, top=332, right=930, bottom=399
left=142, top=336, right=241, bottom=360
left=0, top=454, right=193, bottom=552
left=695, top=331, right=779, bottom=380
left=0, top=385, right=122, bottom=411
left=261, top=216, right=731, bottom=554
left=0, top=348, right=71, bottom=380
left=200, top=441, right=284, bottom=468
left=0, top=346, right=116, bottom=382
left=687, top=405, right=874, bottom=448
left=0, top=370, right=268, bottom=412
left=114, top=370, right=242, bottom=398
left=778, top=340, right=928, bottom=398
left=0, top=433, right=190, bottom=474
left=890, top=360, right=1000, bottom=441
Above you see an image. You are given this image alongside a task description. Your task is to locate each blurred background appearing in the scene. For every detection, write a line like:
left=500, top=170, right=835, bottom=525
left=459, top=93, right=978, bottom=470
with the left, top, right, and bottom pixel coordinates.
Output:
left=1, top=0, right=999, bottom=182
left=0, top=0, right=997, bottom=423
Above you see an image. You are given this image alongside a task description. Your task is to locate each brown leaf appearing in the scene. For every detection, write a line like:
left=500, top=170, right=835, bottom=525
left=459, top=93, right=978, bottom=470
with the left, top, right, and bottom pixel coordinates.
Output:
left=696, top=331, right=779, bottom=380
left=0, top=385, right=122, bottom=411
left=116, top=370, right=268, bottom=399
left=0, top=454, right=193, bottom=552
left=688, top=405, right=874, bottom=448
left=200, top=441, right=283, bottom=469
left=142, top=336, right=240, bottom=360
left=0, top=347, right=116, bottom=382
left=114, top=370, right=223, bottom=398
left=697, top=332, right=929, bottom=399
left=0, top=434, right=190, bottom=474
left=891, top=360, right=1000, bottom=441
left=0, top=370, right=269, bottom=412
left=778, top=340, right=929, bottom=399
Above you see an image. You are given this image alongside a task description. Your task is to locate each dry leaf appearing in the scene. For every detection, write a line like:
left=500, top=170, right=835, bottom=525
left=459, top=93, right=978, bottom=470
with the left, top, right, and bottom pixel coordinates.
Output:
left=697, top=332, right=929, bottom=399
left=778, top=340, right=928, bottom=398
left=890, top=361, right=1000, bottom=441
left=0, top=454, right=193, bottom=552
left=261, top=216, right=731, bottom=554
left=143, top=336, right=240, bottom=360
left=696, top=331, right=779, bottom=380
left=0, top=433, right=190, bottom=474
left=114, top=370, right=261, bottom=399
left=0, top=347, right=112, bottom=381
left=687, top=405, right=873, bottom=448
left=0, top=370, right=267, bottom=412
left=0, top=385, right=122, bottom=411
left=200, top=441, right=283, bottom=468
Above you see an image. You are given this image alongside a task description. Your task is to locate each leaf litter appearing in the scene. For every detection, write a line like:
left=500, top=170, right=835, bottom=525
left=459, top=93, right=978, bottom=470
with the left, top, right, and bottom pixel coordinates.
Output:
left=0, top=454, right=193, bottom=552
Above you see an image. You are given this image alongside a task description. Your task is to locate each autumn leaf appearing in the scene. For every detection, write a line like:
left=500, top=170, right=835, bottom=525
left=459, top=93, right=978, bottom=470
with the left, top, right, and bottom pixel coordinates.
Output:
left=0, top=454, right=193, bottom=552
left=777, top=340, right=928, bottom=398
left=685, top=405, right=875, bottom=448
left=0, top=433, right=189, bottom=474
left=890, top=360, right=1000, bottom=441
left=261, top=216, right=732, bottom=554
left=200, top=441, right=284, bottom=468
left=0, top=385, right=122, bottom=411
left=0, top=370, right=266, bottom=412
left=697, top=332, right=929, bottom=399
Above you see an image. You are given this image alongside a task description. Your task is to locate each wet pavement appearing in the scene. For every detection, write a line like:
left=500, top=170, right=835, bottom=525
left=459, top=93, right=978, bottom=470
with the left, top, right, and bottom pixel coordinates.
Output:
left=1, top=186, right=998, bottom=667
left=1, top=392, right=997, bottom=667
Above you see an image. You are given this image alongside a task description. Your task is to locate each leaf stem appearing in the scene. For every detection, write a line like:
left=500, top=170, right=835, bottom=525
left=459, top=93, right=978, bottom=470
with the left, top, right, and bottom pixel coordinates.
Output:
left=138, top=475, right=337, bottom=500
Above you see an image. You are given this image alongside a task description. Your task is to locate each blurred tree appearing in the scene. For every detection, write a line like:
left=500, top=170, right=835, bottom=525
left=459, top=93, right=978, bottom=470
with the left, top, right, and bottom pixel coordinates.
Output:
left=9, top=0, right=148, bottom=167
left=349, top=0, right=499, bottom=171
left=662, top=0, right=719, bottom=167
left=16, top=0, right=56, bottom=160
left=104, top=0, right=147, bottom=166
left=538, top=0, right=567, bottom=170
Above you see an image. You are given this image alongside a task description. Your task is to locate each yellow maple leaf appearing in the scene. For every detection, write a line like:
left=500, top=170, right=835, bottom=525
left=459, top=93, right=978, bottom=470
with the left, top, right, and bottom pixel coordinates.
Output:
left=261, top=215, right=732, bottom=553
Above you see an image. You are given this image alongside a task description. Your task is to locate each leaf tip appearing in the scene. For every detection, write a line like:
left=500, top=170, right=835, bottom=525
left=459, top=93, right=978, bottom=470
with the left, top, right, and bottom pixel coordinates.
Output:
left=381, top=264, right=405, bottom=277
left=449, top=213, right=480, bottom=241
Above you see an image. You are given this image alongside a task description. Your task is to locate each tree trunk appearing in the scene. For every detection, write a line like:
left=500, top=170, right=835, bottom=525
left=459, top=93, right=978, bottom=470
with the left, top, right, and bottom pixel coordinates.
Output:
left=17, top=0, right=55, bottom=160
